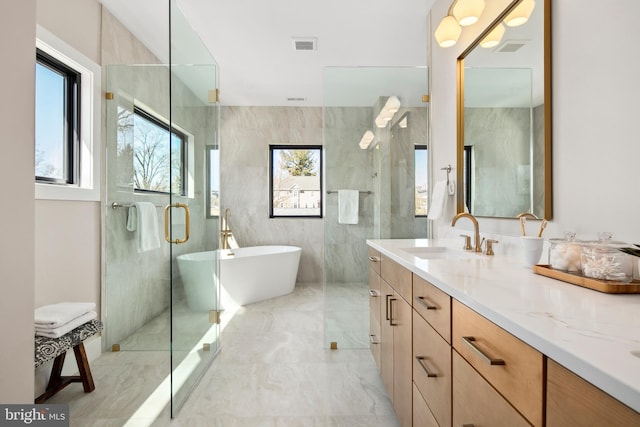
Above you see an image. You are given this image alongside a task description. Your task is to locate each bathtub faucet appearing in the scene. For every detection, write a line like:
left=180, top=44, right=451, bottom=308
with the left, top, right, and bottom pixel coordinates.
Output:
left=221, top=208, right=233, bottom=249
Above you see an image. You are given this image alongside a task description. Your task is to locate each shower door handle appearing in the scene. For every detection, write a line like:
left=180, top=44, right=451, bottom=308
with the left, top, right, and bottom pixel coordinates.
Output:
left=164, top=203, right=190, bottom=244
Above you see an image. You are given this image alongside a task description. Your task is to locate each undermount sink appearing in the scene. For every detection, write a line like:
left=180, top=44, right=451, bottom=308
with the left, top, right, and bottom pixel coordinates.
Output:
left=400, top=246, right=477, bottom=260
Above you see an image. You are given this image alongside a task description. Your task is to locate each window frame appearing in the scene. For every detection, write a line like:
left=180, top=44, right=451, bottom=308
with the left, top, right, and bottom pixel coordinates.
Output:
left=269, top=145, right=323, bottom=219
left=464, top=145, right=473, bottom=212
left=414, top=144, right=429, bottom=217
left=131, top=106, right=188, bottom=197
left=35, top=26, right=101, bottom=202
left=35, top=48, right=81, bottom=186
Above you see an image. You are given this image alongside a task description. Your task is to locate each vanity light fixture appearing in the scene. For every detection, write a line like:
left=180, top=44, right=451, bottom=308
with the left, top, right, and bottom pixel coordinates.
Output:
left=435, top=15, right=462, bottom=48
left=453, top=0, right=485, bottom=26
left=359, top=130, right=375, bottom=149
left=504, top=0, right=535, bottom=27
left=480, top=22, right=505, bottom=48
left=375, top=96, right=401, bottom=128
left=436, top=0, right=485, bottom=48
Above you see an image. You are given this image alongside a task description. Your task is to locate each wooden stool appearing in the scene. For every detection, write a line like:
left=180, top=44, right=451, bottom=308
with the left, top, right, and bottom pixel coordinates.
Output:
left=34, top=319, right=103, bottom=403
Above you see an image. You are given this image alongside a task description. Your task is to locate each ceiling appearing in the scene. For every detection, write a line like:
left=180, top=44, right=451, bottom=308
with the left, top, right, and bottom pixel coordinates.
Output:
left=99, top=0, right=434, bottom=107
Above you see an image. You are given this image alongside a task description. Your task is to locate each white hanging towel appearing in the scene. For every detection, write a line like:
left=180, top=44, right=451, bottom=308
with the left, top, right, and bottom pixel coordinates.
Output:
left=127, top=202, right=161, bottom=252
left=338, top=190, right=359, bottom=225
left=427, top=180, right=448, bottom=220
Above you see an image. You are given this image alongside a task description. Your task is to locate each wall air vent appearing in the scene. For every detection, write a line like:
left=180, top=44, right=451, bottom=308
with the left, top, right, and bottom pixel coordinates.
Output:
left=495, top=40, right=528, bottom=53
left=286, top=97, right=307, bottom=102
left=292, top=37, right=318, bottom=51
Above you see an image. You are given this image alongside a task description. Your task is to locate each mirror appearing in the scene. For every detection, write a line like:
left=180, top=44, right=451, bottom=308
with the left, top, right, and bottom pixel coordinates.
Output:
left=456, top=0, right=551, bottom=219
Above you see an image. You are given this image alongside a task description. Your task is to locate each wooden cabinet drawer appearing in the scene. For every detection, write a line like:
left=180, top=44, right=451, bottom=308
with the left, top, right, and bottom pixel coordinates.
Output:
left=413, top=274, right=451, bottom=343
left=381, top=254, right=412, bottom=302
left=369, top=268, right=381, bottom=324
left=413, top=311, right=451, bottom=427
left=453, top=351, right=530, bottom=427
left=368, top=247, right=381, bottom=275
left=452, top=299, right=543, bottom=426
left=547, top=359, right=640, bottom=426
left=413, top=383, right=439, bottom=427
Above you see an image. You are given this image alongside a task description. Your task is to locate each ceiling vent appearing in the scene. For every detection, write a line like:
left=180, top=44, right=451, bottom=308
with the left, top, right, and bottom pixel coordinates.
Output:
left=292, top=37, right=317, bottom=51
left=495, top=40, right=527, bottom=53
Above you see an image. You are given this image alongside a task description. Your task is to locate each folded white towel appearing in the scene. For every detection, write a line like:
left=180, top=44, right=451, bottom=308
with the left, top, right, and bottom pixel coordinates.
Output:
left=427, top=180, right=447, bottom=220
left=35, top=302, right=96, bottom=328
left=338, top=190, right=359, bottom=225
left=35, top=311, right=97, bottom=338
left=127, top=202, right=161, bottom=253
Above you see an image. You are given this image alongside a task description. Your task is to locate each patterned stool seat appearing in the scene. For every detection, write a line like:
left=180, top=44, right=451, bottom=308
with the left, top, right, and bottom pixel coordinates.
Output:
left=34, top=319, right=103, bottom=403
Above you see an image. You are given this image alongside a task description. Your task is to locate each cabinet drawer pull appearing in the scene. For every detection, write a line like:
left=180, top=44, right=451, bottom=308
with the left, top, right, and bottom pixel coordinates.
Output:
left=368, top=256, right=380, bottom=262
left=389, top=298, right=397, bottom=326
left=385, top=294, right=392, bottom=320
left=368, top=289, right=379, bottom=297
left=462, top=336, right=505, bottom=366
left=462, top=424, right=475, bottom=427
left=414, top=296, right=437, bottom=310
left=415, top=356, right=438, bottom=378
left=369, top=334, right=380, bottom=344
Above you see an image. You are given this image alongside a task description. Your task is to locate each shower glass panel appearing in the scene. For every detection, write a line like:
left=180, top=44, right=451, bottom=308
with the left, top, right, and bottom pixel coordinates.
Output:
left=104, top=0, right=220, bottom=418
left=323, top=67, right=429, bottom=349
left=169, top=0, right=221, bottom=413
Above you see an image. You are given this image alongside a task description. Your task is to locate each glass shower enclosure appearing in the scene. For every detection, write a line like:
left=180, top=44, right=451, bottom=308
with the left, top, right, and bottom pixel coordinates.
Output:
left=323, top=67, right=430, bottom=349
left=103, top=0, right=220, bottom=417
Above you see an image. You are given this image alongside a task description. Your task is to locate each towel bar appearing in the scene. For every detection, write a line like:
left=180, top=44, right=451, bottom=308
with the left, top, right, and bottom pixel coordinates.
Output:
left=326, top=190, right=372, bottom=194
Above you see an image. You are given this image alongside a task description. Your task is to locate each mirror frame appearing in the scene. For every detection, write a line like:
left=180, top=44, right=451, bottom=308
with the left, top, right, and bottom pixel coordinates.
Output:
left=456, top=0, right=552, bottom=219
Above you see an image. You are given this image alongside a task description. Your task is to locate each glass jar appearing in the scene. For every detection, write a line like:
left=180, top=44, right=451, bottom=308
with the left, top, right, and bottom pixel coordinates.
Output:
left=548, top=233, right=583, bottom=273
left=581, top=243, right=634, bottom=283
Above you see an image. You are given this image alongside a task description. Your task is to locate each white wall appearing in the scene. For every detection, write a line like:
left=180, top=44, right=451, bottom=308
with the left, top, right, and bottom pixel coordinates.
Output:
left=430, top=0, right=640, bottom=244
left=33, top=0, right=104, bottom=397
left=0, top=0, right=36, bottom=402
left=34, top=0, right=102, bottom=314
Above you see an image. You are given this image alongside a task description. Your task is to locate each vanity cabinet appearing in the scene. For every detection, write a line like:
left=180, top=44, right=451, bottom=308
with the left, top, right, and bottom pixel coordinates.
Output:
left=452, top=351, right=530, bottom=427
left=369, top=254, right=412, bottom=427
left=368, top=248, right=382, bottom=369
left=452, top=299, right=544, bottom=426
left=547, top=359, right=640, bottom=426
left=412, top=274, right=452, bottom=427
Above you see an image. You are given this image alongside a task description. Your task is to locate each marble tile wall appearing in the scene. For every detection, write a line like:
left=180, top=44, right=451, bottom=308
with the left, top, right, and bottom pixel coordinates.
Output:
left=220, top=106, right=324, bottom=283
left=465, top=107, right=533, bottom=217
left=324, top=107, right=376, bottom=283
left=388, top=107, right=429, bottom=238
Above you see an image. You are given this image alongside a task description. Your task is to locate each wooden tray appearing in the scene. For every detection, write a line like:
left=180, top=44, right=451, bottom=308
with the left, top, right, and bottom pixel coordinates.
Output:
left=533, top=264, right=640, bottom=294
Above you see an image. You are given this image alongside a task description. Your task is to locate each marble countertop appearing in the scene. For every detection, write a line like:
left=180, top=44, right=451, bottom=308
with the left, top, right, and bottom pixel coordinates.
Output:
left=367, top=238, right=640, bottom=413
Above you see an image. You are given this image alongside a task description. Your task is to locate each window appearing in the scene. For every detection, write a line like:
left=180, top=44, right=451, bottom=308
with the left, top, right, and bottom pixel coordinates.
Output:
left=117, top=106, right=187, bottom=196
left=464, top=145, right=472, bottom=212
left=35, top=26, right=101, bottom=201
left=207, top=146, right=220, bottom=217
left=269, top=145, right=322, bottom=218
left=415, top=145, right=428, bottom=216
left=35, top=49, right=80, bottom=184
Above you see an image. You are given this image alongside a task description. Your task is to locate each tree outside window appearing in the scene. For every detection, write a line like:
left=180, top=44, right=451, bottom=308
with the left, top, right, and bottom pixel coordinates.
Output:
left=270, top=146, right=322, bottom=218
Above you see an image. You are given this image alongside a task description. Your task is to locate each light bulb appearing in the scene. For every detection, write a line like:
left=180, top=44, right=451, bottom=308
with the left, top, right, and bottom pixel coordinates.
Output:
left=453, top=0, right=485, bottom=27
left=435, top=15, right=462, bottom=48
left=480, top=23, right=505, bottom=48
left=504, top=0, right=535, bottom=27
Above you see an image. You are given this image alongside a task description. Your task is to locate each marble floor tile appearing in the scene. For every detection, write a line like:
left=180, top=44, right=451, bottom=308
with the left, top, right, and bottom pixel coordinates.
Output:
left=54, top=282, right=398, bottom=426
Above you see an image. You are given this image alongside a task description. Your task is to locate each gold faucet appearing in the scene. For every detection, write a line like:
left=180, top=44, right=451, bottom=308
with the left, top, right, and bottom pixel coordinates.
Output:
left=220, top=208, right=233, bottom=249
left=451, top=212, right=482, bottom=253
left=516, top=212, right=538, bottom=220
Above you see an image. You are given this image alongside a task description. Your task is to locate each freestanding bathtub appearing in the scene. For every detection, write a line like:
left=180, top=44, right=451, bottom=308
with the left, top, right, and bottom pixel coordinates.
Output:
left=177, top=246, right=301, bottom=310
